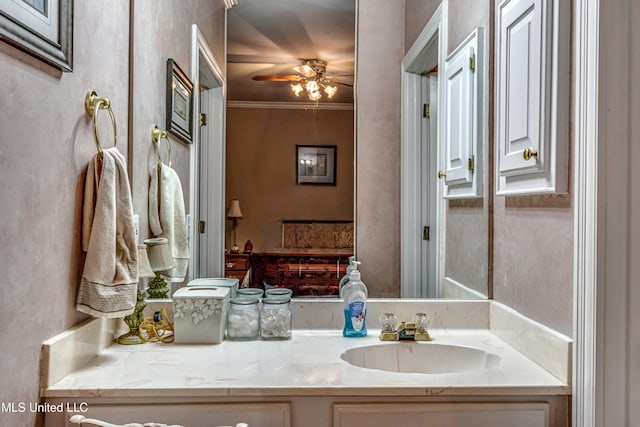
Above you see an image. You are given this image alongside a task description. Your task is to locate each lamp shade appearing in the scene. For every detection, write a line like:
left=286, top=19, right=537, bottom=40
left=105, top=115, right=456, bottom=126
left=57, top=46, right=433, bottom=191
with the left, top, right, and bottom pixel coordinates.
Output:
left=137, top=244, right=156, bottom=278
left=144, top=237, right=176, bottom=272
left=227, top=199, right=243, bottom=218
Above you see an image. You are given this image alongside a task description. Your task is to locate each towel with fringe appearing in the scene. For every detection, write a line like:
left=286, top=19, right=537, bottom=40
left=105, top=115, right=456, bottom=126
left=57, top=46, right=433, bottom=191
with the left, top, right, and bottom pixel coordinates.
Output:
left=77, top=147, right=138, bottom=318
left=149, top=163, right=189, bottom=279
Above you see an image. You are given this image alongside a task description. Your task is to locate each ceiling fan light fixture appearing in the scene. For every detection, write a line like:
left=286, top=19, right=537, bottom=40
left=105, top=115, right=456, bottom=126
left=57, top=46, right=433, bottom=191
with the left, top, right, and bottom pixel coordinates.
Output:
left=305, top=80, right=319, bottom=92
left=324, top=85, right=338, bottom=98
left=291, top=83, right=304, bottom=96
left=308, top=90, right=322, bottom=102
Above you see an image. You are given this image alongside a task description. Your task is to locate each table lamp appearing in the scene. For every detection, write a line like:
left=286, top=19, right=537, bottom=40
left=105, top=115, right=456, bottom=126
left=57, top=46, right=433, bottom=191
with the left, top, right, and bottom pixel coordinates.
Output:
left=227, top=199, right=243, bottom=253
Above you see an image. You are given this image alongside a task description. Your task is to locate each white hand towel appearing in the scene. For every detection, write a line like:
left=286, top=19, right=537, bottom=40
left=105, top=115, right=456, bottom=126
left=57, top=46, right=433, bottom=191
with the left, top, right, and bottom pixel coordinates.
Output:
left=77, top=148, right=138, bottom=318
left=149, top=163, right=189, bottom=279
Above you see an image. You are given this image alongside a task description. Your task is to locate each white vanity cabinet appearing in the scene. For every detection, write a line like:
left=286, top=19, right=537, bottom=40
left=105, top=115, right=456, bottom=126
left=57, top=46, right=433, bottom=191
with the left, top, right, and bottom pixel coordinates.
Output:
left=442, top=28, right=484, bottom=199
left=334, top=402, right=552, bottom=427
left=495, top=0, right=569, bottom=195
left=46, top=401, right=291, bottom=427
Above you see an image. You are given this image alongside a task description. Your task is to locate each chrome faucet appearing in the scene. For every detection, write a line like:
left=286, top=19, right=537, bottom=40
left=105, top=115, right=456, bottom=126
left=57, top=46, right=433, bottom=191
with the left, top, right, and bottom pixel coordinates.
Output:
left=378, top=313, right=431, bottom=341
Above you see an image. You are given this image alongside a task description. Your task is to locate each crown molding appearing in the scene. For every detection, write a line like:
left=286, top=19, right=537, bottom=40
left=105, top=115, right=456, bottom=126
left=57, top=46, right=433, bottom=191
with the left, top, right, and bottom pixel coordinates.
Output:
left=226, top=100, right=354, bottom=110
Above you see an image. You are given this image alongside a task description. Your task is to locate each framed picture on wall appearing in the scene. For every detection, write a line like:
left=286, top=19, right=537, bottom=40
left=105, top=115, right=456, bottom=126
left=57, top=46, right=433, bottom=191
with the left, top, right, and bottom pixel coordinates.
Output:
left=0, top=0, right=73, bottom=71
left=166, top=58, right=193, bottom=144
left=296, top=145, right=337, bottom=185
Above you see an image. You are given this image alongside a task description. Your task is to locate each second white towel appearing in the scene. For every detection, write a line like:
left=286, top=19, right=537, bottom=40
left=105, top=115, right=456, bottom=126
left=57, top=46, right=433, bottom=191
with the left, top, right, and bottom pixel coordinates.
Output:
left=149, top=163, right=189, bottom=279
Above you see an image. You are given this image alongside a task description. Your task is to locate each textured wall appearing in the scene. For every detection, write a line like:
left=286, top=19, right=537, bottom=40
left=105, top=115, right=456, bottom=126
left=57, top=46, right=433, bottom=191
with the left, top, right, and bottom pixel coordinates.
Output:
left=226, top=107, right=354, bottom=252
left=356, top=1, right=405, bottom=297
left=0, top=2, right=130, bottom=426
left=131, top=0, right=226, bottom=262
left=404, top=0, right=441, bottom=52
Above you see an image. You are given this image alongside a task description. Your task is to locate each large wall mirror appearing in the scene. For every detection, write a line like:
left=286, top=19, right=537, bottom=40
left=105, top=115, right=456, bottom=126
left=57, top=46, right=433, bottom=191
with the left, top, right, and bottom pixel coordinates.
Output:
left=224, top=0, right=491, bottom=300
left=130, top=1, right=491, bottom=301
left=224, top=0, right=356, bottom=297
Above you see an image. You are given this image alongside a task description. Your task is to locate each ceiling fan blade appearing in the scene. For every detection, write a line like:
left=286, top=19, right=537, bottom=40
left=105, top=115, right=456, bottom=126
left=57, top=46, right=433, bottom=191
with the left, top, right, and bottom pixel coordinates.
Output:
left=252, top=75, right=302, bottom=82
left=293, top=64, right=316, bottom=78
left=331, top=81, right=353, bottom=88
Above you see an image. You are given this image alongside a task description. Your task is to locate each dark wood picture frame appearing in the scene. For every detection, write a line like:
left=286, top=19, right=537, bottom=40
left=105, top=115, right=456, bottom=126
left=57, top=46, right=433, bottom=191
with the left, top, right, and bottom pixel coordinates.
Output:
left=0, top=0, right=74, bottom=71
left=296, top=145, right=337, bottom=185
left=166, top=58, right=194, bottom=144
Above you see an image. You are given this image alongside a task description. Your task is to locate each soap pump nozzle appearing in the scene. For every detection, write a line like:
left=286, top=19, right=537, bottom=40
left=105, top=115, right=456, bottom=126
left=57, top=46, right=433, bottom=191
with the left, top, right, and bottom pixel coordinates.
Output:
left=349, top=261, right=361, bottom=281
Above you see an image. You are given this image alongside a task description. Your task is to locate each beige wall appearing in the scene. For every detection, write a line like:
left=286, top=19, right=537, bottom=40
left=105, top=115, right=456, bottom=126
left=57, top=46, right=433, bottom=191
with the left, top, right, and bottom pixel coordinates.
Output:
left=0, top=2, right=130, bottom=426
left=356, top=0, right=405, bottom=297
left=226, top=107, right=354, bottom=252
left=404, top=0, right=441, bottom=52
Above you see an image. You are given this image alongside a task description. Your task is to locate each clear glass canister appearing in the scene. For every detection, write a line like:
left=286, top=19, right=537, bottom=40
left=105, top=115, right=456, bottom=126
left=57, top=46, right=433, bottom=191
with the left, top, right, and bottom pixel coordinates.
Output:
left=260, top=296, right=292, bottom=340
left=237, top=288, right=264, bottom=298
left=264, top=287, right=293, bottom=298
left=226, top=297, right=260, bottom=340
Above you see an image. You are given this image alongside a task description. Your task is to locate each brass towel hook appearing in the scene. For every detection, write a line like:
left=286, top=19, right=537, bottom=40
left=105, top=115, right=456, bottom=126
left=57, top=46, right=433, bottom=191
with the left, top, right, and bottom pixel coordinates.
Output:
left=85, top=90, right=117, bottom=156
left=152, top=125, right=171, bottom=168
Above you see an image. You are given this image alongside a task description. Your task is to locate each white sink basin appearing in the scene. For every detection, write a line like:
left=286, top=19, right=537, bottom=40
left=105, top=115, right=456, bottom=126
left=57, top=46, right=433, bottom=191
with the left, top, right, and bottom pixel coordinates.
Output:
left=341, top=343, right=501, bottom=374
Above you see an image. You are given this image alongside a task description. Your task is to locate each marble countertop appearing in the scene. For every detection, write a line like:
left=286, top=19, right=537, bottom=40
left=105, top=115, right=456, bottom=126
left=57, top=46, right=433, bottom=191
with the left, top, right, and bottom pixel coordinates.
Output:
left=43, top=329, right=569, bottom=399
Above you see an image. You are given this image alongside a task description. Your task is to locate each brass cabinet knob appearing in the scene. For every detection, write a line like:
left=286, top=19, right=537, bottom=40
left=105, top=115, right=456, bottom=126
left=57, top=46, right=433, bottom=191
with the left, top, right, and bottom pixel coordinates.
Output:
left=438, top=171, right=447, bottom=179
left=523, top=147, right=538, bottom=161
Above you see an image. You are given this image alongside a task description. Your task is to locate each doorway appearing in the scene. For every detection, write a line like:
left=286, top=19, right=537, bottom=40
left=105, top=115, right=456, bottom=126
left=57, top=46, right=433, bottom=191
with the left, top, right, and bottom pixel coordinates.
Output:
left=189, top=25, right=226, bottom=280
left=400, top=4, right=447, bottom=298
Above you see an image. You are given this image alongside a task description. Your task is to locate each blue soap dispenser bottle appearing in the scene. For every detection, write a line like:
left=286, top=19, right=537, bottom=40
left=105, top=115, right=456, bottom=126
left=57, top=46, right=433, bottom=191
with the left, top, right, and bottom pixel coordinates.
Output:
left=342, top=261, right=368, bottom=337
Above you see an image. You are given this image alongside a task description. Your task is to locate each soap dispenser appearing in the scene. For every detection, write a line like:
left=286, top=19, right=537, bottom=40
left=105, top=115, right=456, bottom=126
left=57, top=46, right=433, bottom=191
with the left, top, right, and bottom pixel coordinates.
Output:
left=342, top=261, right=368, bottom=337
left=338, top=256, right=356, bottom=298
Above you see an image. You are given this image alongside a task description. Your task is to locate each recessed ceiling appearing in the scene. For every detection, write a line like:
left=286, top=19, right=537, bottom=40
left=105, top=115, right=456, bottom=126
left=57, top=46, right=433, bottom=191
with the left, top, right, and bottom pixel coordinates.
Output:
left=226, top=0, right=356, bottom=105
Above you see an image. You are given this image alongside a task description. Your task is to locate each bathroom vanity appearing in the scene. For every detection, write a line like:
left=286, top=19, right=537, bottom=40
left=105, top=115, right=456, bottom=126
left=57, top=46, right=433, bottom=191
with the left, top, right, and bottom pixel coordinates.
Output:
left=40, top=300, right=570, bottom=427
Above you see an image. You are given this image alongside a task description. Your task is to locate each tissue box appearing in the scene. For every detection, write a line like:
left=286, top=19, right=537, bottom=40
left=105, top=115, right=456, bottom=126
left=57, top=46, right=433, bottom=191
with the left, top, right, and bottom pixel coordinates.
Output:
left=188, top=277, right=239, bottom=297
left=172, top=286, right=230, bottom=344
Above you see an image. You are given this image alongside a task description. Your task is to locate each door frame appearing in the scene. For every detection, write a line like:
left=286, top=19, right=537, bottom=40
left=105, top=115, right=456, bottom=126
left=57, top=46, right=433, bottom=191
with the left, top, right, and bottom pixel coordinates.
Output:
left=400, top=3, right=447, bottom=298
left=189, top=24, right=226, bottom=280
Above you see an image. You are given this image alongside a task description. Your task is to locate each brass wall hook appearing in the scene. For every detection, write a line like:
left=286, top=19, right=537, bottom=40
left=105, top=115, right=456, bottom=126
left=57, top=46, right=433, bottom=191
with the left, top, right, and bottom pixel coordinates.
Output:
left=152, top=125, right=171, bottom=168
left=85, top=90, right=117, bottom=155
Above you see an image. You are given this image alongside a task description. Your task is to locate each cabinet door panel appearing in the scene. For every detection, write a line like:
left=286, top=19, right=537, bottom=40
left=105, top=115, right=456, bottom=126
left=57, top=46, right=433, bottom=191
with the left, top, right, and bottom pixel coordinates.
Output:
left=498, top=0, right=544, bottom=175
left=443, top=27, right=484, bottom=199
left=496, top=0, right=569, bottom=195
left=445, top=48, right=473, bottom=185
left=334, top=402, right=549, bottom=427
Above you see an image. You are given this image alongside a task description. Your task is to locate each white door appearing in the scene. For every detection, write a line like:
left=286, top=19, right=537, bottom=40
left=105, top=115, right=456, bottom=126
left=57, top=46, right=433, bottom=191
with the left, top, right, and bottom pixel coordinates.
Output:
left=190, top=25, right=225, bottom=279
left=421, top=75, right=439, bottom=298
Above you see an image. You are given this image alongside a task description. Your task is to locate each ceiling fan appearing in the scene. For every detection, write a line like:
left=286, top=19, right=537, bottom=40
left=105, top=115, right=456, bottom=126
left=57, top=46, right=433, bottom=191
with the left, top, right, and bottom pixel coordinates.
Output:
left=251, top=59, right=352, bottom=102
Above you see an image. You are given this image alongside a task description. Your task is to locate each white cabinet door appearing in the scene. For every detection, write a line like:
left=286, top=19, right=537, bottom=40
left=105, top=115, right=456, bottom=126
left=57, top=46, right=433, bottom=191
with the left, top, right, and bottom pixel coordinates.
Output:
left=61, top=403, right=291, bottom=427
left=443, top=28, right=484, bottom=198
left=496, top=0, right=569, bottom=195
left=334, top=402, right=550, bottom=427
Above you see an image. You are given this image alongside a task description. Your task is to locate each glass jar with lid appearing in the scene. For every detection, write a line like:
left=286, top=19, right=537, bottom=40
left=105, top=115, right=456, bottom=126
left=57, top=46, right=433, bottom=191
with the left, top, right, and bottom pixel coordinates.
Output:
left=260, top=296, right=292, bottom=340
left=264, top=287, right=293, bottom=298
left=237, top=287, right=264, bottom=298
left=226, top=297, right=260, bottom=340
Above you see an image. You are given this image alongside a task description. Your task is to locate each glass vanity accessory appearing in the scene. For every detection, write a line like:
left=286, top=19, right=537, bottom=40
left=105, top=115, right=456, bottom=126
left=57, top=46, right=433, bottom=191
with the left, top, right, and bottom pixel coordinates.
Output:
left=413, top=312, right=431, bottom=341
left=260, top=296, right=292, bottom=340
left=264, top=288, right=293, bottom=298
left=237, top=288, right=264, bottom=298
left=227, top=297, right=260, bottom=340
